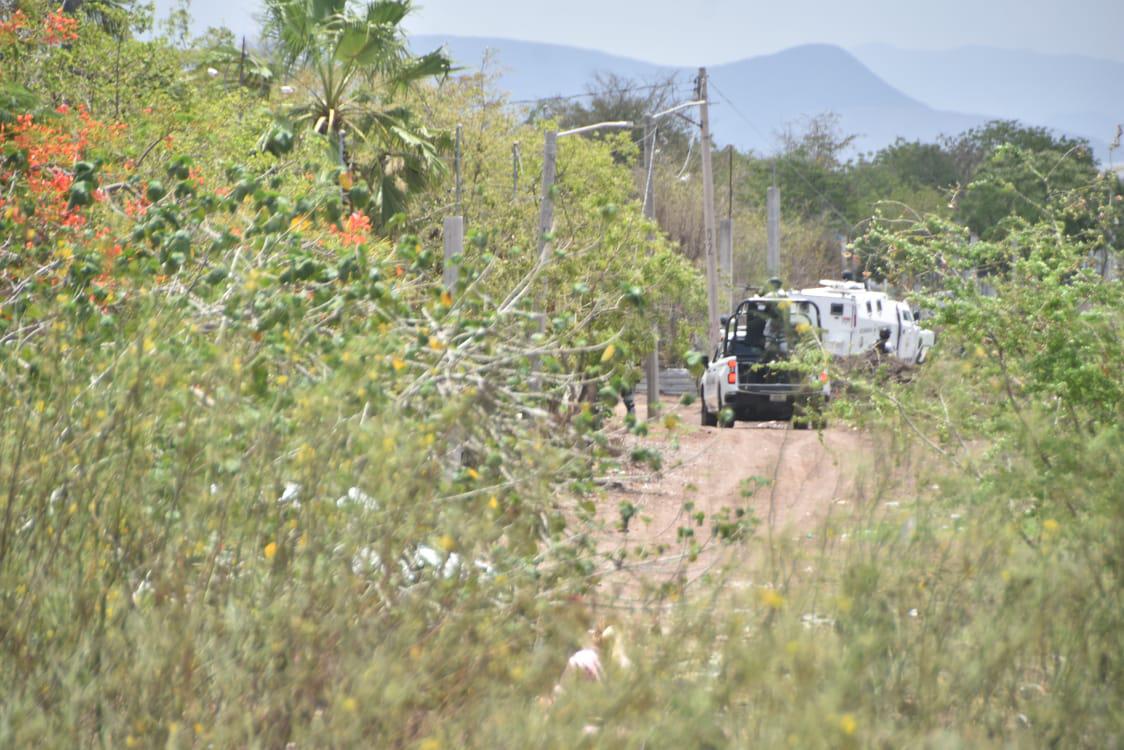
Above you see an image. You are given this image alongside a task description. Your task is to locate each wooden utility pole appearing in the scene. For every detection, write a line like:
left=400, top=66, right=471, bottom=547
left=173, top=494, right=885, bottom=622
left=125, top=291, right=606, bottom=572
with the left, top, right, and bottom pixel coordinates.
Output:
left=718, top=146, right=735, bottom=308
left=531, top=123, right=630, bottom=386
left=443, top=123, right=464, bottom=289
left=697, top=68, right=721, bottom=351
left=642, top=122, right=660, bottom=419
left=527, top=130, right=559, bottom=390
left=238, top=37, right=246, bottom=87
left=766, top=184, right=781, bottom=279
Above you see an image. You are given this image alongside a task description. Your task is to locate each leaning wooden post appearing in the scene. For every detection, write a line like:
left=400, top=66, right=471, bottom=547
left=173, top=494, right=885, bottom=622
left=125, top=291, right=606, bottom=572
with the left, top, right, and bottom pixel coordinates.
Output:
left=529, top=130, right=558, bottom=388
left=642, top=121, right=660, bottom=419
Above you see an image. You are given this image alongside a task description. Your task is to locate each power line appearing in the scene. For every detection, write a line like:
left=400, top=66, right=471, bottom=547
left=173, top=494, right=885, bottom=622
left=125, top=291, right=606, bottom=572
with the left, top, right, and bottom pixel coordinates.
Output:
left=506, top=81, right=692, bottom=107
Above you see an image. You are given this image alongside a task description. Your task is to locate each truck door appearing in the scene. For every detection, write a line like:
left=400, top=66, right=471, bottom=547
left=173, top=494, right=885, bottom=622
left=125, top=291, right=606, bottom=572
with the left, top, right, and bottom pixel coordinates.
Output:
left=824, top=300, right=854, bottom=356
left=897, top=304, right=919, bottom=361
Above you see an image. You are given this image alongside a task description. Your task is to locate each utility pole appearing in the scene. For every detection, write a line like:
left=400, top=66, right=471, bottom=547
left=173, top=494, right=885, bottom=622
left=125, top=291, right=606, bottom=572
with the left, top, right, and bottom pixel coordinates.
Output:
left=532, top=122, right=631, bottom=388
left=642, top=121, right=660, bottom=420
left=443, top=123, right=464, bottom=289
left=766, top=183, right=781, bottom=279
left=536, top=130, right=558, bottom=263
left=238, top=36, right=246, bottom=87
left=718, top=145, right=734, bottom=308
left=697, top=69, right=721, bottom=351
left=454, top=123, right=463, bottom=210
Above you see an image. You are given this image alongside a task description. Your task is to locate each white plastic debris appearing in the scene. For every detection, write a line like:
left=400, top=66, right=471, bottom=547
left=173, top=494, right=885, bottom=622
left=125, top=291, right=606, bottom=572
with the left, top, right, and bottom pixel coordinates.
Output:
left=566, top=648, right=604, bottom=682
left=132, top=573, right=153, bottom=606
left=351, top=546, right=382, bottom=575
left=414, top=545, right=462, bottom=579
left=278, top=482, right=301, bottom=507
left=801, top=613, right=835, bottom=628
left=336, top=486, right=378, bottom=512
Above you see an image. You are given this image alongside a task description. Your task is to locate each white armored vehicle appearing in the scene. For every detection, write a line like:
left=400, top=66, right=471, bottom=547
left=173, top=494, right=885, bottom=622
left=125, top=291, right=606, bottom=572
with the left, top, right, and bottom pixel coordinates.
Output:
left=794, top=279, right=934, bottom=365
left=699, top=280, right=935, bottom=427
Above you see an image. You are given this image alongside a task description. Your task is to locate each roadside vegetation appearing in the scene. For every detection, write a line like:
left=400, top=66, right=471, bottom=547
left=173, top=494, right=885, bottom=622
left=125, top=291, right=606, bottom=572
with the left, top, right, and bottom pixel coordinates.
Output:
left=1, top=0, right=1121, bottom=746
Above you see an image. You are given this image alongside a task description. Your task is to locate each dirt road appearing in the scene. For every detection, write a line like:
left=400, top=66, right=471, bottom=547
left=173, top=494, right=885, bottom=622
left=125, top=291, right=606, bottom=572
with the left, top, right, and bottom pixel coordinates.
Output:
left=597, top=395, right=877, bottom=590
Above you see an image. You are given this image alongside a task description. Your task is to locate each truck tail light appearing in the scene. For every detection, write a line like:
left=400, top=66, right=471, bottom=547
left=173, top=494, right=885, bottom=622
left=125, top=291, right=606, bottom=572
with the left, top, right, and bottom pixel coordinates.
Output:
left=727, top=360, right=737, bottom=384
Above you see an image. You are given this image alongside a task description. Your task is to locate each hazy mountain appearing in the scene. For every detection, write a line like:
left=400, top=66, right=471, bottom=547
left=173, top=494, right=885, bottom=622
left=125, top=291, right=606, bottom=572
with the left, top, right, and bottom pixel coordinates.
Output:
left=852, top=44, right=1122, bottom=157
left=412, top=35, right=677, bottom=103
left=415, top=35, right=994, bottom=157
left=704, top=45, right=988, bottom=156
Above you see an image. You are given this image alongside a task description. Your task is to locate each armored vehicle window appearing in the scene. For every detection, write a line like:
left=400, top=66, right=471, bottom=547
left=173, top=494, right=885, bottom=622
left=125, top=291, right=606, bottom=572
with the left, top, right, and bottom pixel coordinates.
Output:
left=830, top=303, right=844, bottom=316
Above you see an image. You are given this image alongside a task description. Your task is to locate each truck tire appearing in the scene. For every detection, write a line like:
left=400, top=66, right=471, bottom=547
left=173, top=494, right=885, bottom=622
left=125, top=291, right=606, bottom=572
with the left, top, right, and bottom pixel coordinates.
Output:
left=701, top=390, right=718, bottom=427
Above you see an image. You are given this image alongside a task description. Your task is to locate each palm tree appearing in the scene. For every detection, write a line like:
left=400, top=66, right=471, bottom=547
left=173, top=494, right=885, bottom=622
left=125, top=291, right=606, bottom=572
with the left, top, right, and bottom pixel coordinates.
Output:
left=262, top=0, right=451, bottom=226
left=62, top=0, right=133, bottom=37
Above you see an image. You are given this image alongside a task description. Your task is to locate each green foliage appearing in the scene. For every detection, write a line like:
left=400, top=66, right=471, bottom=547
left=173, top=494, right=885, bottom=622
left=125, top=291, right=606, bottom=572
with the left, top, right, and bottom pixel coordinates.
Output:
left=956, top=142, right=1112, bottom=242
left=6, top=5, right=1123, bottom=747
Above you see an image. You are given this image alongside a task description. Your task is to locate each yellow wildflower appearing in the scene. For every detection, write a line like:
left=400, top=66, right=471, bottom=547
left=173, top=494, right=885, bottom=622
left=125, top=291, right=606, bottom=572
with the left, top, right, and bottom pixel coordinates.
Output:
left=758, top=587, right=785, bottom=610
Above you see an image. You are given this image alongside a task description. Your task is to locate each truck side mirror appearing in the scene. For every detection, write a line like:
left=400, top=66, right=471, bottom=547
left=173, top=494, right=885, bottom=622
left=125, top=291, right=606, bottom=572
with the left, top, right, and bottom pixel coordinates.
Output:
left=719, top=314, right=730, bottom=327
left=879, top=327, right=891, bottom=341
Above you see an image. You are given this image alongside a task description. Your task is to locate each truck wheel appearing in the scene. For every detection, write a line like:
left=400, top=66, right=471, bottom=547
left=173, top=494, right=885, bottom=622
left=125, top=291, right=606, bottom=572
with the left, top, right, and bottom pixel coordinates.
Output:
left=701, top=390, right=718, bottom=427
left=915, top=347, right=930, bottom=365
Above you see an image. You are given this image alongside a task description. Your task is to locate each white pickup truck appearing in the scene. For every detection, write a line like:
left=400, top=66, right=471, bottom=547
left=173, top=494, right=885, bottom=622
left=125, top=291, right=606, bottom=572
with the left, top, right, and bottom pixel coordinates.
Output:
left=699, top=297, right=828, bottom=428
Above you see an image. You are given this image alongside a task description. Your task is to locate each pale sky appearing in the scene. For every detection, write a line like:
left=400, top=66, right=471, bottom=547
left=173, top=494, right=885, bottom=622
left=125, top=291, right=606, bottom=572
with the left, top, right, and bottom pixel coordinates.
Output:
left=171, top=0, right=1124, bottom=64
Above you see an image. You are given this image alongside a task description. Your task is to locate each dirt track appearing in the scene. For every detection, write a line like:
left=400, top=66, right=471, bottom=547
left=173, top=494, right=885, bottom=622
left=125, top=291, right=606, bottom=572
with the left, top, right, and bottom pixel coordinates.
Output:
left=597, top=395, right=877, bottom=589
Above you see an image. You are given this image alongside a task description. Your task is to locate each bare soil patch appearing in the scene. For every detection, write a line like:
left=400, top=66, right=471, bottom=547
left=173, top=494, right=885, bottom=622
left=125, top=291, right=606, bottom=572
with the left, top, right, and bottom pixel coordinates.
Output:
left=593, top=394, right=879, bottom=598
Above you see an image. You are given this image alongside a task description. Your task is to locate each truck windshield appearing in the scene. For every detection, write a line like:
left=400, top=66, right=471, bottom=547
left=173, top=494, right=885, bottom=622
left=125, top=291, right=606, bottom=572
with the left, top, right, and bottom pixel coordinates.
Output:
left=725, top=303, right=787, bottom=359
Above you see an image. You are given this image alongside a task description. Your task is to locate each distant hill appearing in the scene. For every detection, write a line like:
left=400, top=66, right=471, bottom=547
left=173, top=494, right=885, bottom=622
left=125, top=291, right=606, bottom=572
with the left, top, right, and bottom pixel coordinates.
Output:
left=414, top=35, right=996, bottom=157
left=411, top=35, right=678, bottom=103
left=852, top=44, right=1121, bottom=158
left=704, top=45, right=989, bottom=156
